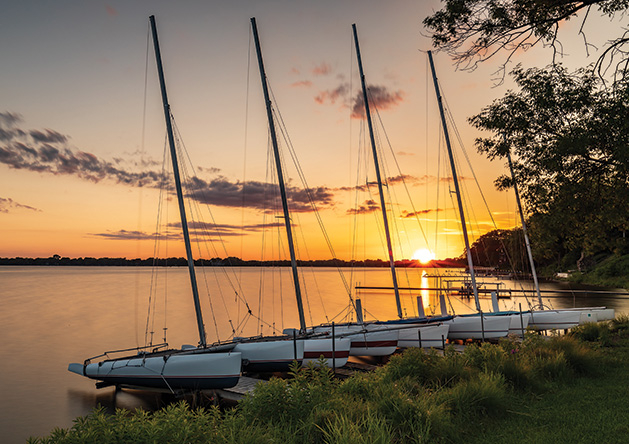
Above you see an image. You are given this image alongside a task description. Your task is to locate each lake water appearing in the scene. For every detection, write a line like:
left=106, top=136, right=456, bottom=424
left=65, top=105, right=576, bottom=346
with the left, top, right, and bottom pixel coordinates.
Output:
left=1, top=265, right=628, bottom=443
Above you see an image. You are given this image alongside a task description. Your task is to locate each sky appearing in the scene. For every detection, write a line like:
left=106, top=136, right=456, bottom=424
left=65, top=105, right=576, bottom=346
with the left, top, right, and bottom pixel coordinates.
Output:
left=0, top=1, right=622, bottom=261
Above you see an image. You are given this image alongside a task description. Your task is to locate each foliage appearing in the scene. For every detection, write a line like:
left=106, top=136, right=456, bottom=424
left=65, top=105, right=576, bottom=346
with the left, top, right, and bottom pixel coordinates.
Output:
left=423, top=0, right=629, bottom=83
left=464, top=228, right=531, bottom=271
left=28, top=401, right=274, bottom=444
left=570, top=254, right=629, bottom=288
left=468, top=65, right=629, bottom=266
left=571, top=314, right=629, bottom=345
left=31, top=332, right=618, bottom=444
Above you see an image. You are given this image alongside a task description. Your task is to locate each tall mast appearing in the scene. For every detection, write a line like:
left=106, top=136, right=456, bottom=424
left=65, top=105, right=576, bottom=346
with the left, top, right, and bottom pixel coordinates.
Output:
left=149, top=16, right=207, bottom=346
left=507, top=149, right=543, bottom=307
left=250, top=17, right=306, bottom=332
left=427, top=50, right=481, bottom=312
left=352, top=24, right=403, bottom=319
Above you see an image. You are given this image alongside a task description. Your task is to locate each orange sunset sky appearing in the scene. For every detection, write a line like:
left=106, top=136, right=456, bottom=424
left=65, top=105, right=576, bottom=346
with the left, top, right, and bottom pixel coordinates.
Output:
left=0, top=1, right=621, bottom=261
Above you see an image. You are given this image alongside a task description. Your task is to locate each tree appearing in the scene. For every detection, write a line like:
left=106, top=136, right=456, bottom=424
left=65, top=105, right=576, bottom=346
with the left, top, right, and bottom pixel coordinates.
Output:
left=465, top=228, right=530, bottom=270
left=468, top=64, right=629, bottom=263
left=423, top=0, right=629, bottom=83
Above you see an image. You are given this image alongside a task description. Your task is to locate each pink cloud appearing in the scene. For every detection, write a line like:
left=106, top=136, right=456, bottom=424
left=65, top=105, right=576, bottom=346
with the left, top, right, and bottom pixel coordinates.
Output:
left=291, top=80, right=313, bottom=88
left=314, top=83, right=349, bottom=105
left=312, top=62, right=332, bottom=76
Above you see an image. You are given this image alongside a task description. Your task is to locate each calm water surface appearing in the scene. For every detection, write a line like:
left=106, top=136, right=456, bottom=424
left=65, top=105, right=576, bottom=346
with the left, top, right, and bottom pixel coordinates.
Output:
left=1, top=265, right=627, bottom=443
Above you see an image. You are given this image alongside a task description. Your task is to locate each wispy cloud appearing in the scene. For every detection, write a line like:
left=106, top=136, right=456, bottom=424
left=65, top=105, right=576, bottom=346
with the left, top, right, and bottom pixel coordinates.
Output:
left=312, top=62, right=332, bottom=76
left=105, top=4, right=118, bottom=16
left=314, top=84, right=349, bottom=105
left=337, top=174, right=424, bottom=193
left=291, top=80, right=313, bottom=88
left=0, top=196, right=41, bottom=213
left=401, top=208, right=443, bottom=218
left=89, top=229, right=180, bottom=241
left=347, top=199, right=379, bottom=215
left=92, top=221, right=292, bottom=242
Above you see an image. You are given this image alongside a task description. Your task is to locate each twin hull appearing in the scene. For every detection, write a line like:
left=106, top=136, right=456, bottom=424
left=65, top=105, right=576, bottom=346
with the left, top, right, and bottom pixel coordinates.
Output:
left=312, top=325, right=398, bottom=356
left=446, top=315, right=511, bottom=340
left=302, top=337, right=352, bottom=368
left=68, top=351, right=241, bottom=391
left=233, top=338, right=304, bottom=372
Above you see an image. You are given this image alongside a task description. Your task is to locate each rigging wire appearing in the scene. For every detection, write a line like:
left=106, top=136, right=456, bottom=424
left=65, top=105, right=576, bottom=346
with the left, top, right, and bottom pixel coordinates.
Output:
left=438, top=82, right=535, bottom=310
left=267, top=83, right=354, bottom=299
left=145, top=133, right=170, bottom=347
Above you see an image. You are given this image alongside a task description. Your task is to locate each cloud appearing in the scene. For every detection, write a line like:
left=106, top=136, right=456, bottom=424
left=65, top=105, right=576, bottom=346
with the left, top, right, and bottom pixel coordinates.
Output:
left=401, top=208, right=443, bottom=218
left=314, top=83, right=404, bottom=118
left=89, top=229, right=180, bottom=241
left=337, top=174, right=423, bottom=193
left=347, top=199, right=379, bottom=215
left=0, top=197, right=41, bottom=213
left=197, top=165, right=221, bottom=174
left=0, top=114, right=337, bottom=213
left=351, top=85, right=404, bottom=119
left=29, top=129, right=68, bottom=144
left=396, top=151, right=415, bottom=156
left=0, top=114, right=168, bottom=187
left=105, top=4, right=118, bottom=16
left=312, top=62, right=332, bottom=76
left=315, top=83, right=349, bottom=105
left=168, top=221, right=288, bottom=238
left=291, top=80, right=313, bottom=88
left=187, top=177, right=336, bottom=213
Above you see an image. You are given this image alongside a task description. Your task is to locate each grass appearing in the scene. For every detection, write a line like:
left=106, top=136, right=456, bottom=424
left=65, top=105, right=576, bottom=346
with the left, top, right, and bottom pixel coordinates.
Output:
left=569, top=253, right=629, bottom=288
left=29, top=320, right=629, bottom=443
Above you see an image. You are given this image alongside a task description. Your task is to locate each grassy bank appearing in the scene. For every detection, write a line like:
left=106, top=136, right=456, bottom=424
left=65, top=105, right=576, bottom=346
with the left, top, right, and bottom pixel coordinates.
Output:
left=30, top=318, right=629, bottom=444
left=568, top=254, right=629, bottom=289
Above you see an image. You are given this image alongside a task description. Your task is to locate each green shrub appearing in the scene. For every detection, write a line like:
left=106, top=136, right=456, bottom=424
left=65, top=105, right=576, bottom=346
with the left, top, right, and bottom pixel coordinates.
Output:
left=437, top=372, right=509, bottom=420
left=320, top=410, right=393, bottom=444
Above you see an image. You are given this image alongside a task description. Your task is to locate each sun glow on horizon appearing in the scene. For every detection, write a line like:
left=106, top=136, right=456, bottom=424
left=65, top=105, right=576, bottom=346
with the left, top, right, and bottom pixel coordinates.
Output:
left=411, top=248, right=436, bottom=264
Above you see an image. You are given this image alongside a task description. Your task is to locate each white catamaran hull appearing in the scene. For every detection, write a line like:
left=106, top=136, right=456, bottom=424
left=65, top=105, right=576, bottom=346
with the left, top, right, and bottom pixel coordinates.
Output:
left=506, top=313, right=531, bottom=336
left=312, top=325, right=399, bottom=356
left=233, top=339, right=304, bottom=372
left=446, top=315, right=511, bottom=340
left=301, top=337, right=352, bottom=368
left=527, top=310, right=582, bottom=330
left=392, top=323, right=450, bottom=348
left=68, top=351, right=241, bottom=391
left=554, top=307, right=615, bottom=323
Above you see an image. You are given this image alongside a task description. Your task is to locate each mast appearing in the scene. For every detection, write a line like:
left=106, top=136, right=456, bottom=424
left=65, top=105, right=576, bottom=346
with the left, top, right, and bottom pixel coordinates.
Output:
left=427, top=50, right=481, bottom=312
left=149, top=16, right=207, bottom=347
left=250, top=17, right=307, bottom=333
left=507, top=149, right=544, bottom=307
left=352, top=24, right=403, bottom=319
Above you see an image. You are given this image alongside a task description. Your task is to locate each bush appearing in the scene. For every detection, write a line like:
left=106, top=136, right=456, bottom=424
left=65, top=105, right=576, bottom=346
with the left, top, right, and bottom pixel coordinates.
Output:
left=438, top=372, right=509, bottom=419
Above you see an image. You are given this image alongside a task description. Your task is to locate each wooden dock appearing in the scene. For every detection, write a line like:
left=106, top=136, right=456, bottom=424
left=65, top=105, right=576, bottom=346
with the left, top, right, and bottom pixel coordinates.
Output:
left=216, top=376, right=268, bottom=402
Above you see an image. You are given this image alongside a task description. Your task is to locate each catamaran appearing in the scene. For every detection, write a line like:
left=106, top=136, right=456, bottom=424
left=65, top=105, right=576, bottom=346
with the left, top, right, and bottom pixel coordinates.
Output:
left=68, top=16, right=243, bottom=391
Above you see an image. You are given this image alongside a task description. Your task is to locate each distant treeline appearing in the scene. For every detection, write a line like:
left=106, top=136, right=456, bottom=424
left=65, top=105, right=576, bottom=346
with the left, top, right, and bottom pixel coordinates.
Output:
left=0, top=255, right=465, bottom=268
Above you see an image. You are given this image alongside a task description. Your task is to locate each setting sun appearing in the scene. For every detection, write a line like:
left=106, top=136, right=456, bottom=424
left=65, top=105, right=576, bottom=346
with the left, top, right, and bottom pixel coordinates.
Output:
left=411, top=248, right=436, bottom=264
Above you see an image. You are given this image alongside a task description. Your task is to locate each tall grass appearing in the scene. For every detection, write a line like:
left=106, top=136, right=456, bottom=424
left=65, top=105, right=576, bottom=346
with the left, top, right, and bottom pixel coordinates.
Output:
left=31, top=330, right=616, bottom=444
